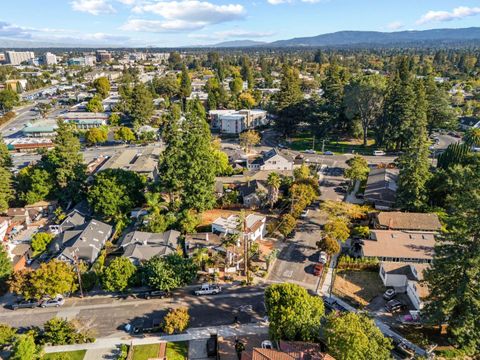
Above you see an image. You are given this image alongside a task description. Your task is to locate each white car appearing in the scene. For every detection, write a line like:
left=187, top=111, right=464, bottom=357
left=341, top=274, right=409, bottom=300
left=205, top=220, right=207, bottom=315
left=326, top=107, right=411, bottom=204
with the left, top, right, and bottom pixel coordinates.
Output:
left=194, top=284, right=222, bottom=296
left=373, top=150, right=386, bottom=156
left=300, top=209, right=309, bottom=218
left=304, top=149, right=316, bottom=154
left=318, top=251, right=328, bottom=264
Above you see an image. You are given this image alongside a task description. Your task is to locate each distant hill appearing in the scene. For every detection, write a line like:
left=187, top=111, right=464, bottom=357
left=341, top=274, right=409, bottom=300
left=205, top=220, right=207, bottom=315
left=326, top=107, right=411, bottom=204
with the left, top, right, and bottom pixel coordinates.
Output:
left=268, top=27, right=480, bottom=47
left=206, top=39, right=267, bottom=48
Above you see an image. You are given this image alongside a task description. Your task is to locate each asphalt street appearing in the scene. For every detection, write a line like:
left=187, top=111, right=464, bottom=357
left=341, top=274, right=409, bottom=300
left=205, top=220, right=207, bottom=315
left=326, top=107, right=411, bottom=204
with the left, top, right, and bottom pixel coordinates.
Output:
left=0, top=286, right=266, bottom=337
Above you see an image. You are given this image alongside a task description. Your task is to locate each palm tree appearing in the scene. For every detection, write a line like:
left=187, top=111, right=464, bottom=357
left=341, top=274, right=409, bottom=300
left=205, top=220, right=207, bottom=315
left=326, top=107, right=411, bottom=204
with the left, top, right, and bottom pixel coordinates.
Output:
left=192, top=248, right=210, bottom=271
left=266, top=172, right=281, bottom=209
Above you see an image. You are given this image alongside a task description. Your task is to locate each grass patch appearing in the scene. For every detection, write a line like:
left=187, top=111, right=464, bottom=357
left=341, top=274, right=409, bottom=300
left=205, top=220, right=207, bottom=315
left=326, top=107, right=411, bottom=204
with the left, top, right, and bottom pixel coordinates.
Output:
left=332, top=270, right=384, bottom=306
left=132, top=344, right=161, bottom=360
left=288, top=133, right=380, bottom=155
left=166, top=342, right=188, bottom=360
left=43, top=350, right=86, bottom=360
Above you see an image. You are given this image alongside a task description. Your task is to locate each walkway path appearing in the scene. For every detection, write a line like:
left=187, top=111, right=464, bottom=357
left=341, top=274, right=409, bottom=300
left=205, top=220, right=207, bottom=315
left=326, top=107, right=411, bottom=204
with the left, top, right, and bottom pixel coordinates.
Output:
left=44, top=323, right=269, bottom=354
left=319, top=249, right=339, bottom=296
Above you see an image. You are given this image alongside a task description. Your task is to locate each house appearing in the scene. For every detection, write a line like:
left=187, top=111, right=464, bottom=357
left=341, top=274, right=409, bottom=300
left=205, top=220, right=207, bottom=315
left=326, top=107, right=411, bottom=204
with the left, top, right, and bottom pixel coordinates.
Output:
left=360, top=230, right=435, bottom=264
left=10, top=244, right=32, bottom=271
left=54, top=219, right=113, bottom=265
left=49, top=210, right=86, bottom=235
left=459, top=116, right=480, bottom=130
left=6, top=208, right=32, bottom=226
left=212, top=214, right=266, bottom=242
left=119, top=230, right=180, bottom=265
left=247, top=148, right=294, bottom=171
left=238, top=180, right=268, bottom=209
left=98, top=147, right=160, bottom=181
left=372, top=212, right=442, bottom=232
left=364, top=168, right=399, bottom=210
left=379, top=262, right=429, bottom=310
left=0, top=217, right=10, bottom=242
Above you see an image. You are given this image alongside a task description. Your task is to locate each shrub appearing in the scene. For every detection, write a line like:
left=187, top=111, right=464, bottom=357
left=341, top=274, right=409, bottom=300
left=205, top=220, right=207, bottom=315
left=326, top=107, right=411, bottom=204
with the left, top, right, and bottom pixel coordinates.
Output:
left=163, top=307, right=189, bottom=334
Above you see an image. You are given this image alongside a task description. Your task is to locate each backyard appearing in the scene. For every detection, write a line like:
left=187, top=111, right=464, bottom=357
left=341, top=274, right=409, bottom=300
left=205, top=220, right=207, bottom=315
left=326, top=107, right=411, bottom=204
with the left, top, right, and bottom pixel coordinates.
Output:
left=332, top=270, right=384, bottom=307
left=288, top=132, right=379, bottom=155
left=132, top=342, right=187, bottom=360
left=43, top=350, right=86, bottom=360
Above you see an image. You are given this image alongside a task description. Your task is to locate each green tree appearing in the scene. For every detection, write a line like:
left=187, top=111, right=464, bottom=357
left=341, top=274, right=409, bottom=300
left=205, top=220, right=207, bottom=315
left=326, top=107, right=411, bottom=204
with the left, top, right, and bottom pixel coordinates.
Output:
left=10, top=334, right=40, bottom=360
left=425, top=75, right=456, bottom=131
left=16, top=166, right=53, bottom=204
left=0, top=166, right=14, bottom=212
left=179, top=65, right=192, bottom=101
left=87, top=168, right=145, bottom=220
left=31, top=232, right=54, bottom=255
left=265, top=283, right=324, bottom=341
left=0, top=135, right=12, bottom=168
left=279, top=214, right=297, bottom=238
left=324, top=217, right=350, bottom=242
left=178, top=209, right=200, bottom=234
left=109, top=113, right=121, bottom=126
left=274, top=66, right=303, bottom=137
left=40, top=120, right=86, bottom=204
left=93, top=77, right=111, bottom=99
left=211, top=138, right=233, bottom=176
left=102, top=257, right=137, bottom=292
left=317, top=235, right=340, bottom=255
left=85, top=127, right=108, bottom=145
left=266, top=172, right=281, bottom=209
left=396, top=80, right=431, bottom=211
left=0, top=246, right=12, bottom=289
left=0, top=89, right=19, bottom=112
left=239, top=130, right=260, bottom=154
left=345, top=155, right=370, bottom=183
left=0, top=323, right=17, bottom=349
left=344, top=74, right=386, bottom=146
left=229, top=77, right=244, bottom=95
left=424, top=161, right=480, bottom=354
left=152, top=74, right=179, bottom=100
left=129, top=83, right=154, bottom=128
left=324, top=312, right=393, bottom=360
left=85, top=95, right=103, bottom=112
left=32, top=260, right=77, bottom=298
left=163, top=307, right=189, bottom=334
left=42, top=318, right=78, bottom=345
left=114, top=126, right=136, bottom=142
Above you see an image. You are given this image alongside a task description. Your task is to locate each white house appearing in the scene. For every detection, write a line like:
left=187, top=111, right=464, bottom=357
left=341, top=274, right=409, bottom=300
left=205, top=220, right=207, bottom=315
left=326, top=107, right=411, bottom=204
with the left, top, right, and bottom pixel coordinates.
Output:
left=247, top=148, right=294, bottom=171
left=0, top=217, right=10, bottom=242
left=379, top=262, right=429, bottom=310
left=208, top=109, right=268, bottom=134
left=212, top=214, right=266, bottom=242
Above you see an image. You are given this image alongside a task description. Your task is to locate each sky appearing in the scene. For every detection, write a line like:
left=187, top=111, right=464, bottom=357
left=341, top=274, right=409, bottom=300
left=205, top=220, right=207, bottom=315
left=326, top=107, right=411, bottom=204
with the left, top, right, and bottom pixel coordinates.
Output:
left=1, top=0, right=480, bottom=47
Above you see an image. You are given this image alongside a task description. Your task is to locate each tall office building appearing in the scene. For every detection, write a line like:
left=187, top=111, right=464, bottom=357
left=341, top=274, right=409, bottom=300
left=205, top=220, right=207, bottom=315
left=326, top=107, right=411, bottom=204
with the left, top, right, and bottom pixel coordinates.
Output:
left=5, top=51, right=35, bottom=65
left=41, top=52, right=57, bottom=66
left=96, top=50, right=112, bottom=63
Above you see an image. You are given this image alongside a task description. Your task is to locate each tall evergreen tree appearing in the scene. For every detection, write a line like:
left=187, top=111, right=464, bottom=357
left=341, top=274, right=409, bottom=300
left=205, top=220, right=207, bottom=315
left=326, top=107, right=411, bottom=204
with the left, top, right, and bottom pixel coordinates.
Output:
left=274, top=66, right=303, bottom=137
left=129, top=83, right=154, bottom=129
left=425, top=75, right=456, bottom=132
left=395, top=79, right=431, bottom=211
left=0, top=166, right=14, bottom=213
left=179, top=65, right=192, bottom=104
left=0, top=135, right=12, bottom=169
left=424, top=160, right=480, bottom=354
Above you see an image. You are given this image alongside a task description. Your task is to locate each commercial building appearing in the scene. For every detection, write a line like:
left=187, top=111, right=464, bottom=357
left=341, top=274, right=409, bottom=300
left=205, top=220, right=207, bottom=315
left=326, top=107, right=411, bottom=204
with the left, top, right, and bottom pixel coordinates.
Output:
left=98, top=147, right=160, bottom=181
left=40, top=52, right=57, bottom=66
left=96, top=50, right=112, bottom=63
left=22, top=120, right=58, bottom=138
left=67, top=56, right=95, bottom=66
left=5, top=51, right=35, bottom=65
left=209, top=109, right=268, bottom=134
left=62, top=112, right=109, bottom=129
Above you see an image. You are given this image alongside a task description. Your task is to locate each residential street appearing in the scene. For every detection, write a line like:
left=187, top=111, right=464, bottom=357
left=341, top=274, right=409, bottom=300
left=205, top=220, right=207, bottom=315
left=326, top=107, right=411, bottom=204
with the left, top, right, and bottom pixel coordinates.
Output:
left=0, top=285, right=266, bottom=337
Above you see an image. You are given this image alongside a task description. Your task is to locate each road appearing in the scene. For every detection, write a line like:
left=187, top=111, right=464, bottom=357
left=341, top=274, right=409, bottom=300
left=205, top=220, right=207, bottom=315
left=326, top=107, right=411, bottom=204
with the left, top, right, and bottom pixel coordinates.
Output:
left=0, top=285, right=266, bottom=337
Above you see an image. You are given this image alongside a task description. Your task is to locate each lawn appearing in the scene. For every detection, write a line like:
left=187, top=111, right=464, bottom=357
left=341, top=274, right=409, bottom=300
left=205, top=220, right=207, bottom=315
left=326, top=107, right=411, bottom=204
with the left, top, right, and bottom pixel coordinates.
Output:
left=289, top=132, right=380, bottom=155
left=166, top=342, right=188, bottom=360
left=43, top=350, right=86, bottom=360
left=132, top=344, right=161, bottom=360
left=332, top=270, right=384, bottom=306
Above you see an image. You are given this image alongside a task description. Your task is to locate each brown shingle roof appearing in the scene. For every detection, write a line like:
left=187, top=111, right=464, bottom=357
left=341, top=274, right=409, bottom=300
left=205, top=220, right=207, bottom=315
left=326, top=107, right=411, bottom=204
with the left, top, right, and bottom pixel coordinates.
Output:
left=375, top=212, right=442, bottom=231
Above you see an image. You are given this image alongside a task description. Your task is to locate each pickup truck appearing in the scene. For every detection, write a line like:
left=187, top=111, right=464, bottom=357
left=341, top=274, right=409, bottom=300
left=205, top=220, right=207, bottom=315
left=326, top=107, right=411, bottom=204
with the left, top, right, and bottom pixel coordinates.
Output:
left=194, top=284, right=222, bottom=296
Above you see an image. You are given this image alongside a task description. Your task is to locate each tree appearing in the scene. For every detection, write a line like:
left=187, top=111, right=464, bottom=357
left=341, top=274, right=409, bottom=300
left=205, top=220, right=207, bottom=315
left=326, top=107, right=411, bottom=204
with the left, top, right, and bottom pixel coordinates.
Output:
left=274, top=66, right=303, bottom=137
left=324, top=217, right=350, bottom=242
left=93, top=77, right=111, bottom=99
left=344, top=156, right=370, bottom=183
left=229, top=77, right=244, bottom=95
left=324, top=312, right=392, bottom=360
left=179, top=65, right=192, bottom=102
left=37, top=102, right=52, bottom=119
left=239, top=92, right=256, bottom=109
left=85, top=127, right=107, bottom=145
left=0, top=166, right=14, bottom=213
left=0, top=246, right=12, bottom=289
left=163, top=307, right=189, bottom=334
left=425, top=75, right=456, bottom=131
left=85, top=95, right=103, bottom=112
left=0, top=135, right=12, bottom=168
left=317, top=236, right=340, bottom=255
left=211, top=138, right=233, bottom=176
left=129, top=83, right=154, bottom=128
left=42, top=318, right=78, bottom=345
left=114, top=126, right=136, bottom=142
left=178, top=209, right=200, bottom=234
left=266, top=172, right=281, bottom=209
left=395, top=80, right=431, bottom=211
left=10, top=334, right=40, bottom=360
left=40, top=120, right=85, bottom=204
left=109, top=113, right=121, bottom=126
left=0, top=323, right=17, bottom=349
left=344, top=74, right=386, bottom=146
left=16, top=166, right=53, bottom=204
left=424, top=161, right=480, bottom=354
left=239, top=130, right=260, bottom=154
left=31, top=233, right=54, bottom=255
left=265, top=283, right=324, bottom=341
left=0, top=89, right=19, bottom=112
left=152, top=74, right=179, bottom=100
left=102, top=257, right=137, bottom=292
left=87, top=168, right=145, bottom=220
left=279, top=214, right=297, bottom=238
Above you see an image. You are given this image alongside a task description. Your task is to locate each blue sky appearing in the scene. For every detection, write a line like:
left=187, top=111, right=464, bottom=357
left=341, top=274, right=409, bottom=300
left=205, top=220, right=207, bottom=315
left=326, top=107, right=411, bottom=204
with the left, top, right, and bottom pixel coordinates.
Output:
left=1, top=0, right=480, bottom=46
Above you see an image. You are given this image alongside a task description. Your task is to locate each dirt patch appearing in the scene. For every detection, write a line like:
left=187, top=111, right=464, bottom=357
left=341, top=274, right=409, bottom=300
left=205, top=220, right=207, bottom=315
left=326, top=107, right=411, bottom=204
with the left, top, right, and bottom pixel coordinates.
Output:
left=333, top=270, right=384, bottom=306
left=200, top=209, right=262, bottom=226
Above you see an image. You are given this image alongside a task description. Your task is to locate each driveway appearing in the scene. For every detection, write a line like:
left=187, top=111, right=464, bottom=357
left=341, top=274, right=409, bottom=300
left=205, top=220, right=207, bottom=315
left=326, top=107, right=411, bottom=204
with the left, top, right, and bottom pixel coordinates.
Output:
left=267, top=209, right=325, bottom=290
left=318, top=163, right=347, bottom=202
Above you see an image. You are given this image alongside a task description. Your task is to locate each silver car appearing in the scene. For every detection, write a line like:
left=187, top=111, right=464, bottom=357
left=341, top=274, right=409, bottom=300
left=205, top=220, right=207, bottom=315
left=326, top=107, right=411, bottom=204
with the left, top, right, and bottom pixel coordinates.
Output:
left=41, top=296, right=65, bottom=308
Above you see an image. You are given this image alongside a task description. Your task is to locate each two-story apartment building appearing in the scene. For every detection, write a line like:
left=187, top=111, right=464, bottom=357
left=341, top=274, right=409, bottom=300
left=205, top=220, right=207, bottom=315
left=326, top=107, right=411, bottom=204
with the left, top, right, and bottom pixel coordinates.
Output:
left=247, top=148, right=294, bottom=171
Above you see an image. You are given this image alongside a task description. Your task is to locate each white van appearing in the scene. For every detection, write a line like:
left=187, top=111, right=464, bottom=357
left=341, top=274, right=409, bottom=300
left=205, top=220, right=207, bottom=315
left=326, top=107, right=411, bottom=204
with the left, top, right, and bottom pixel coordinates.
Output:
left=373, top=150, right=386, bottom=156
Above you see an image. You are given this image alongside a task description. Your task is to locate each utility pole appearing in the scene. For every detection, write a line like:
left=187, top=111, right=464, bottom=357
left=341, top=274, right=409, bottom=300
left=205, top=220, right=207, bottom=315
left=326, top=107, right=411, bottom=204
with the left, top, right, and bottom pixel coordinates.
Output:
left=72, top=248, right=84, bottom=298
left=312, top=135, right=315, bottom=151
left=243, top=216, right=249, bottom=280
left=321, top=139, right=325, bottom=153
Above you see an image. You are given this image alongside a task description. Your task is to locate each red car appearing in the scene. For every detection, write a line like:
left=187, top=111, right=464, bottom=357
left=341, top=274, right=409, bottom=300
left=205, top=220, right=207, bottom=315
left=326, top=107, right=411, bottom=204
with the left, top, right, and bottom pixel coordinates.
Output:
left=313, top=263, right=324, bottom=276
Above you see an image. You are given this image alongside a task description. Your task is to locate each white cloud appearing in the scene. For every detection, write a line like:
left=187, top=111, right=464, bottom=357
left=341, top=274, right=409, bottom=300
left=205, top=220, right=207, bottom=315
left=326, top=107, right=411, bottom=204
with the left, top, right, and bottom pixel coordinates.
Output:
left=0, top=21, right=32, bottom=39
left=267, top=0, right=322, bottom=4
left=189, top=28, right=274, bottom=40
left=71, top=0, right=116, bottom=15
left=123, top=1, right=245, bottom=32
left=417, top=6, right=480, bottom=25
left=387, top=21, right=403, bottom=30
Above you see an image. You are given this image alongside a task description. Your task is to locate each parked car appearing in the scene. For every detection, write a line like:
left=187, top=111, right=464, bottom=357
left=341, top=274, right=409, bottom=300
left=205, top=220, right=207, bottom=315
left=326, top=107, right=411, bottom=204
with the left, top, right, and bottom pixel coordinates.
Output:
left=40, top=295, right=65, bottom=308
left=385, top=299, right=405, bottom=313
left=303, top=149, right=316, bottom=154
left=383, top=288, right=396, bottom=300
left=300, top=209, right=309, bottom=218
left=10, top=299, right=41, bottom=310
left=373, top=150, right=386, bottom=156
left=323, top=151, right=334, bottom=155
left=141, top=290, right=169, bottom=299
left=194, top=284, right=222, bottom=296
left=313, top=263, right=324, bottom=276
left=318, top=251, right=328, bottom=264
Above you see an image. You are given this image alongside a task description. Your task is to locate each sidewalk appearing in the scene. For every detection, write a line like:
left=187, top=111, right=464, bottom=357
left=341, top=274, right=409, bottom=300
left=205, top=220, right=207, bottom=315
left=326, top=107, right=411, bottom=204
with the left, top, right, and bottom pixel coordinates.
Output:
left=319, top=249, right=339, bottom=296
left=44, top=323, right=269, bottom=354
